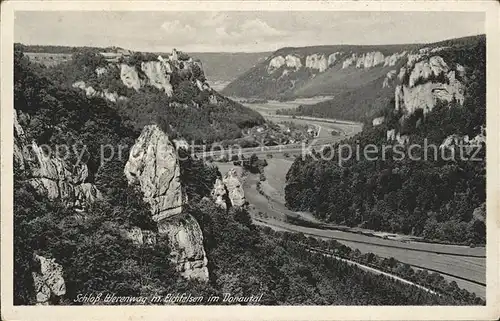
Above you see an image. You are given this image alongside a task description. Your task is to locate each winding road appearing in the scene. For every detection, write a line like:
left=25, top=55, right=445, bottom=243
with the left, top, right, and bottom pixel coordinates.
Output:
left=245, top=173, right=485, bottom=298
left=212, top=100, right=486, bottom=299
left=306, top=247, right=439, bottom=296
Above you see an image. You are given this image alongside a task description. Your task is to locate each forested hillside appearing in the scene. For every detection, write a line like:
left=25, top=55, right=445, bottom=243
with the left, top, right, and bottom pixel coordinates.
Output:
left=190, top=52, right=270, bottom=82
left=13, top=46, right=480, bottom=306
left=284, top=36, right=486, bottom=244
left=283, top=35, right=486, bottom=123
left=222, top=43, right=414, bottom=100
left=18, top=44, right=264, bottom=144
left=223, top=35, right=484, bottom=123
left=16, top=44, right=269, bottom=83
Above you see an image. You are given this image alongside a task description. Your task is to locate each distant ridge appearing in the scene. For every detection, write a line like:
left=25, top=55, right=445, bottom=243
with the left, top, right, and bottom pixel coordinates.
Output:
left=222, top=34, right=485, bottom=122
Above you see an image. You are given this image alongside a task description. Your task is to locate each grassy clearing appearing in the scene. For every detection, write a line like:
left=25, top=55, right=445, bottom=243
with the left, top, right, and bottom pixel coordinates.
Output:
left=261, top=157, right=293, bottom=204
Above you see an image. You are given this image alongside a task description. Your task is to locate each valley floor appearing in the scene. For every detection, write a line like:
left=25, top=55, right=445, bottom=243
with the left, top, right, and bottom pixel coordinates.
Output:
left=214, top=156, right=486, bottom=299
left=307, top=248, right=439, bottom=296
left=212, top=101, right=486, bottom=299
left=247, top=169, right=486, bottom=299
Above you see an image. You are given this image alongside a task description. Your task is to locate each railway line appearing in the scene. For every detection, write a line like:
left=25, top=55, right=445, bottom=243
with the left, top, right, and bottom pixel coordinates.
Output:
left=212, top=104, right=486, bottom=299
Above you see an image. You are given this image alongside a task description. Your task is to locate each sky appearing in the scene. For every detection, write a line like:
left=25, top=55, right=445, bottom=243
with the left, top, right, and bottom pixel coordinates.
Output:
left=14, top=11, right=485, bottom=53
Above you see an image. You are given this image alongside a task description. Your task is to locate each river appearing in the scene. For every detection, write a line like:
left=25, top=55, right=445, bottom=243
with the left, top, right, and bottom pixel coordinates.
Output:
left=213, top=99, right=486, bottom=299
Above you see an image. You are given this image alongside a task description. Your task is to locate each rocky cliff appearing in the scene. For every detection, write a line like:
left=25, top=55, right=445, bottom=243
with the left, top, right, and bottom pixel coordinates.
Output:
left=14, top=110, right=101, bottom=209
left=264, top=50, right=403, bottom=79
left=72, top=49, right=211, bottom=103
left=222, top=168, right=247, bottom=208
left=282, top=36, right=486, bottom=246
left=380, top=43, right=478, bottom=144
left=72, top=80, right=127, bottom=102
left=124, top=125, right=185, bottom=221
left=124, top=124, right=209, bottom=281
left=211, top=167, right=247, bottom=210
left=120, top=57, right=194, bottom=96
left=222, top=35, right=483, bottom=124
left=14, top=109, right=103, bottom=303
left=394, top=56, right=465, bottom=116
left=211, top=178, right=230, bottom=209
left=32, top=254, right=66, bottom=305
left=222, top=43, right=418, bottom=100
left=63, top=48, right=265, bottom=145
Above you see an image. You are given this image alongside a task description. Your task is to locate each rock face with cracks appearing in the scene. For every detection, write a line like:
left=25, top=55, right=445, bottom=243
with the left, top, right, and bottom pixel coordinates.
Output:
left=15, top=110, right=101, bottom=304
left=32, top=254, right=66, bottom=305
left=222, top=167, right=247, bottom=208
left=211, top=178, right=229, bottom=209
left=14, top=110, right=101, bottom=210
left=395, top=56, right=465, bottom=115
left=124, top=124, right=184, bottom=221
left=74, top=49, right=210, bottom=100
left=124, top=124, right=209, bottom=281
left=140, top=61, right=174, bottom=96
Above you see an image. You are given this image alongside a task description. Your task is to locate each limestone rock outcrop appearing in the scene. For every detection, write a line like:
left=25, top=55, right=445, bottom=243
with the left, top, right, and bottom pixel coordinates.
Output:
left=395, top=55, right=465, bottom=115
left=285, top=55, right=302, bottom=70
left=140, top=61, right=174, bottom=96
left=124, top=124, right=209, bottom=281
left=223, top=36, right=484, bottom=101
left=100, top=50, right=209, bottom=98
left=382, top=70, right=397, bottom=88
left=328, top=52, right=342, bottom=67
left=408, top=56, right=448, bottom=87
left=32, top=254, right=66, bottom=305
left=264, top=49, right=407, bottom=77
left=305, top=54, right=328, bottom=72
left=157, top=214, right=209, bottom=280
left=16, top=110, right=101, bottom=304
left=268, top=53, right=331, bottom=73
left=372, top=116, right=385, bottom=127
left=211, top=178, right=229, bottom=209
left=72, top=81, right=125, bottom=103
left=120, top=64, right=143, bottom=90
left=124, top=227, right=157, bottom=245
left=222, top=167, right=247, bottom=208
left=384, top=51, right=407, bottom=67
left=341, top=51, right=407, bottom=70
left=342, top=53, right=357, bottom=69
left=407, top=52, right=426, bottom=67
left=124, top=124, right=184, bottom=222
left=398, top=67, right=407, bottom=81
left=267, top=56, right=286, bottom=73
left=355, top=51, right=385, bottom=69
left=14, top=111, right=101, bottom=209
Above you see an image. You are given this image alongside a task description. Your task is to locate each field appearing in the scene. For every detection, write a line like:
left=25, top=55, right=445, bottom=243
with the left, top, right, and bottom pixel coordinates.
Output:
left=231, top=97, right=335, bottom=115
left=254, top=218, right=486, bottom=298
left=207, top=80, right=232, bottom=92
left=211, top=94, right=486, bottom=300
left=215, top=155, right=486, bottom=299
left=190, top=51, right=270, bottom=82
left=24, top=52, right=72, bottom=67
left=260, top=157, right=293, bottom=205
left=247, top=174, right=486, bottom=298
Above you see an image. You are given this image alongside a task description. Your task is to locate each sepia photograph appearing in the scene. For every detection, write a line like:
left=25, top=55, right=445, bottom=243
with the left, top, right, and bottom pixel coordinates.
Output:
left=1, top=1, right=499, bottom=320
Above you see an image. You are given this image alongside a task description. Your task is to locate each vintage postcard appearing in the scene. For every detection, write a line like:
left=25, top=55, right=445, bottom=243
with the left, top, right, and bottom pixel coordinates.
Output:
left=1, top=1, right=499, bottom=320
